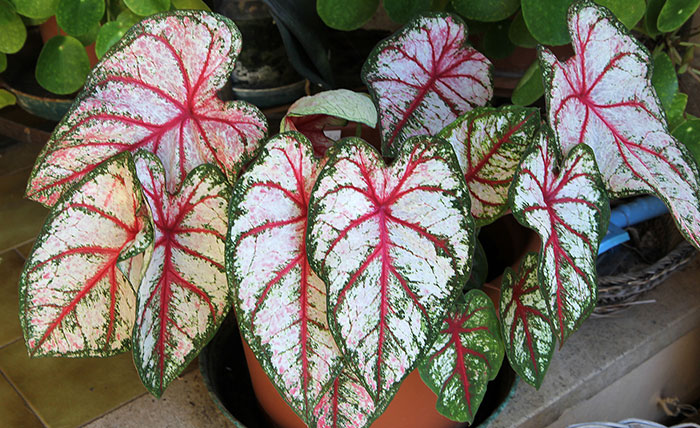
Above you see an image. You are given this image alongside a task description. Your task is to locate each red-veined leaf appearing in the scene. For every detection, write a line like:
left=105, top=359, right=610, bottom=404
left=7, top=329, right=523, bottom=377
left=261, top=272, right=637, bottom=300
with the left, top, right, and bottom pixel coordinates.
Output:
left=541, top=1, right=700, bottom=249
left=510, top=132, right=609, bottom=343
left=312, top=365, right=376, bottom=428
left=438, top=105, right=539, bottom=226
left=26, top=10, right=267, bottom=207
left=19, top=152, right=152, bottom=357
left=132, top=150, right=231, bottom=397
left=362, top=13, right=492, bottom=157
left=499, top=252, right=554, bottom=389
left=307, top=136, right=474, bottom=404
left=280, top=90, right=378, bottom=157
left=228, top=133, right=345, bottom=422
left=418, top=289, right=503, bottom=424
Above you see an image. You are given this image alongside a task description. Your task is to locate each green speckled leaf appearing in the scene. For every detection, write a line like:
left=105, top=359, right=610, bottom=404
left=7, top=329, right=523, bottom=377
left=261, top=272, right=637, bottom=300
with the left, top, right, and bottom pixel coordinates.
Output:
left=418, top=289, right=504, bottom=423
left=56, top=0, right=104, bottom=37
left=95, top=21, right=129, bottom=59
left=14, top=0, right=58, bottom=19
left=667, top=92, right=688, bottom=131
left=317, top=0, right=379, bottom=31
left=35, top=35, right=90, bottom=95
left=652, top=52, right=678, bottom=113
left=658, top=0, right=700, bottom=32
left=0, top=0, right=27, bottom=54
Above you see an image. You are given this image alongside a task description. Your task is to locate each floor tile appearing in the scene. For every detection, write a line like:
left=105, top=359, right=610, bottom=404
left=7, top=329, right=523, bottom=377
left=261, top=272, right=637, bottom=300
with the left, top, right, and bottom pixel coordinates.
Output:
left=0, top=374, right=43, bottom=428
left=0, top=341, right=146, bottom=428
left=0, top=251, right=26, bottom=348
left=0, top=139, right=45, bottom=178
left=0, top=168, right=48, bottom=253
left=15, top=241, right=34, bottom=259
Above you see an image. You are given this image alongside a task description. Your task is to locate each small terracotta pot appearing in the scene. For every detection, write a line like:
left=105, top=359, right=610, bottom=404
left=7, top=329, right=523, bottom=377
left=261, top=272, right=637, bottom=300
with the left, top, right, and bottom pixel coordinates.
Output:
left=39, top=16, right=99, bottom=67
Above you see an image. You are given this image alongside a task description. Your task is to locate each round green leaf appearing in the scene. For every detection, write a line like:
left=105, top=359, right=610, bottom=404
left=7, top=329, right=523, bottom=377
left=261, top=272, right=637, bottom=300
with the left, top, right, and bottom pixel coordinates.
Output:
left=509, top=10, right=538, bottom=48
left=652, top=51, right=678, bottom=112
left=667, top=92, right=688, bottom=130
left=56, top=0, right=105, bottom=37
left=95, top=21, right=127, bottom=58
left=451, top=0, right=519, bottom=22
left=512, top=60, right=543, bottom=106
left=317, top=0, right=379, bottom=31
left=594, top=0, right=645, bottom=28
left=35, top=35, right=90, bottom=94
left=481, top=20, right=515, bottom=59
left=658, top=0, right=700, bottom=32
left=0, top=89, right=16, bottom=108
left=14, top=0, right=59, bottom=19
left=644, top=0, right=665, bottom=36
left=117, top=9, right=141, bottom=26
left=75, top=22, right=100, bottom=46
left=124, top=0, right=170, bottom=16
left=522, top=0, right=575, bottom=46
left=171, top=0, right=209, bottom=11
left=384, top=0, right=430, bottom=24
left=0, top=52, right=6, bottom=72
left=0, top=0, right=27, bottom=54
left=673, top=118, right=700, bottom=165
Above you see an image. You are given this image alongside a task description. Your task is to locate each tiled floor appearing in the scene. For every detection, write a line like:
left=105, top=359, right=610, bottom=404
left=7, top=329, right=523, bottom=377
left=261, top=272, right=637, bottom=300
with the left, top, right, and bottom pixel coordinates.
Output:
left=0, top=136, right=150, bottom=427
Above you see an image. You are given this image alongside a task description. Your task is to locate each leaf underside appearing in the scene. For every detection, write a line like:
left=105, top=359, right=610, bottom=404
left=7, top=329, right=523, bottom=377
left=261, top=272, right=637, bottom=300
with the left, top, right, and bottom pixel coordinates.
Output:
left=20, top=153, right=152, bottom=357
left=510, top=132, right=609, bottom=343
left=307, top=136, right=474, bottom=406
left=438, top=105, right=539, bottom=227
left=541, top=1, right=700, bottom=249
left=26, top=10, right=267, bottom=207
left=418, top=289, right=504, bottom=424
left=132, top=151, right=231, bottom=397
left=499, top=252, right=555, bottom=388
left=362, top=13, right=492, bottom=157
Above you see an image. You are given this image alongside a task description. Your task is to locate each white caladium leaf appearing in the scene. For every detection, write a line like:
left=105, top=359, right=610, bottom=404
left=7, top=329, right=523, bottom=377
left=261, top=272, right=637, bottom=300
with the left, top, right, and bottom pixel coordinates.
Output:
left=307, top=136, right=474, bottom=404
left=19, top=153, right=152, bottom=357
left=132, top=151, right=231, bottom=397
left=280, top=89, right=378, bottom=157
left=418, top=289, right=504, bottom=424
left=541, top=1, right=700, bottom=249
left=228, top=132, right=344, bottom=422
left=510, top=132, right=609, bottom=343
left=362, top=13, right=492, bottom=157
left=499, top=252, right=554, bottom=389
left=438, top=106, right=539, bottom=226
left=312, top=366, right=376, bottom=428
left=26, top=10, right=267, bottom=207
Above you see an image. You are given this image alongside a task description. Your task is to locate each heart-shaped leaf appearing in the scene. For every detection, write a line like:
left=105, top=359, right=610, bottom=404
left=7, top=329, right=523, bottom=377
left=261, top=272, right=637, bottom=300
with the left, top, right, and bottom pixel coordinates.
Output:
left=521, top=0, right=575, bottom=46
left=510, top=132, right=609, bottom=343
left=362, top=13, right=492, bottom=157
left=228, top=133, right=344, bottom=422
left=131, top=151, right=231, bottom=397
left=280, top=90, right=378, bottom=157
left=307, top=136, right=474, bottom=403
left=19, top=152, right=152, bottom=357
left=541, top=1, right=700, bottom=250
left=438, top=105, right=539, bottom=227
left=27, top=11, right=267, bottom=207
left=311, top=365, right=377, bottom=428
left=418, top=289, right=504, bottom=424
left=499, top=252, right=554, bottom=389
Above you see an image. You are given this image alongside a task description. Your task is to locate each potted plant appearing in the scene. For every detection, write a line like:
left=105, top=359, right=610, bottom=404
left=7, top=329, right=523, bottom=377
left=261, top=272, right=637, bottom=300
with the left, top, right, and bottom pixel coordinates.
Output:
left=17, top=2, right=700, bottom=427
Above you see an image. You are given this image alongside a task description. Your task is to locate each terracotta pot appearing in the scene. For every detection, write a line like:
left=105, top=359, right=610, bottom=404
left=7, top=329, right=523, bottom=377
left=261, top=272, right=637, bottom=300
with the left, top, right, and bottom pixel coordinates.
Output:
left=39, top=17, right=99, bottom=67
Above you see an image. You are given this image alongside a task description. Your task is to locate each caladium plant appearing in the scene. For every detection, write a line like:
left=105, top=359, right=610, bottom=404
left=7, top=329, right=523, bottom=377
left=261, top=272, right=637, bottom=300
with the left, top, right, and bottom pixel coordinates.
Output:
left=19, top=1, right=700, bottom=427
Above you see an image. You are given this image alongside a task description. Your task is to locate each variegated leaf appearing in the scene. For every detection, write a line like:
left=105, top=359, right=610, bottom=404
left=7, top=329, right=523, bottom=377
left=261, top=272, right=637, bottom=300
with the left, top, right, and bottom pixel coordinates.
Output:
left=132, top=151, right=231, bottom=397
left=541, top=1, right=700, bottom=249
left=438, top=106, right=539, bottom=226
left=362, top=13, right=492, bottom=157
left=499, top=252, right=554, bottom=389
left=418, top=289, right=504, bottom=424
left=510, top=132, right=609, bottom=343
left=26, top=10, right=267, bottom=207
left=307, top=136, right=474, bottom=404
left=312, top=365, right=376, bottom=428
left=228, top=132, right=344, bottom=422
left=19, top=153, right=152, bottom=357
left=280, top=89, right=378, bottom=157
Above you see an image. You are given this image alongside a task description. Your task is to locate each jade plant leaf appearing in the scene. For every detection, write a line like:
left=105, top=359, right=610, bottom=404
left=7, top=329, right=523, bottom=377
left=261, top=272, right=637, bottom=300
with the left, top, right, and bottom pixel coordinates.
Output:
left=26, top=11, right=267, bottom=207
left=438, top=105, right=539, bottom=227
left=311, top=365, right=376, bottom=428
left=657, top=0, right=700, bottom=32
left=652, top=52, right=679, bottom=114
left=508, top=11, right=538, bottom=49
left=95, top=21, right=130, bottom=59
left=229, top=133, right=345, bottom=423
left=499, top=252, right=554, bottom=389
left=0, top=0, right=27, bottom=54
left=19, top=153, right=152, bottom=357
left=363, top=13, right=492, bottom=157
left=541, top=1, right=700, bottom=250
left=35, top=35, right=91, bottom=95
left=280, top=89, right=378, bottom=157
left=132, top=151, right=231, bottom=398
left=418, top=289, right=504, bottom=424
left=56, top=0, right=105, bottom=37
left=307, top=136, right=474, bottom=404
left=510, top=132, right=609, bottom=343
left=317, top=0, right=379, bottom=31
left=14, top=0, right=59, bottom=19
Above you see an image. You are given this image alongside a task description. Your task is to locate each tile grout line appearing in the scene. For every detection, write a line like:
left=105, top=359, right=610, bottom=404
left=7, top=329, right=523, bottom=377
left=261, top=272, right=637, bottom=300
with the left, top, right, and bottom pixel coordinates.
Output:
left=0, top=238, right=36, bottom=258
left=0, top=365, right=49, bottom=427
left=78, top=390, right=150, bottom=427
left=14, top=247, right=27, bottom=261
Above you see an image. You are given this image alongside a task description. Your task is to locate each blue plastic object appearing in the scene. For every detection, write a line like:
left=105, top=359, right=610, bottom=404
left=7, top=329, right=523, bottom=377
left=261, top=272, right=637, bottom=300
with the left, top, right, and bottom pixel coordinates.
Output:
left=599, top=196, right=668, bottom=254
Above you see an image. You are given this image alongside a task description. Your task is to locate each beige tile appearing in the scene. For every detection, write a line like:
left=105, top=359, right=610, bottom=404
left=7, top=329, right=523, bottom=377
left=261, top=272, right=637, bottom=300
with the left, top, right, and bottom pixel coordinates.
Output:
left=0, top=374, right=43, bottom=428
left=0, top=341, right=146, bottom=428
left=0, top=139, right=45, bottom=178
left=0, top=168, right=48, bottom=253
left=0, top=251, right=25, bottom=348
